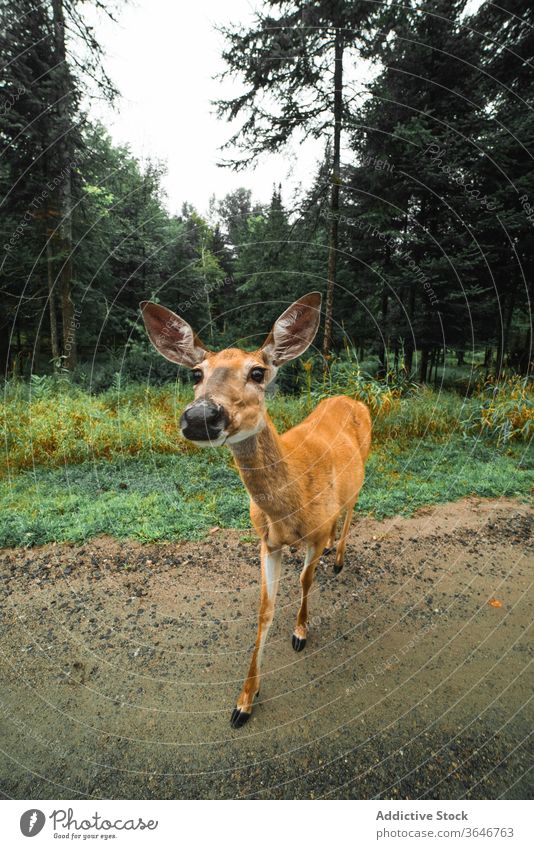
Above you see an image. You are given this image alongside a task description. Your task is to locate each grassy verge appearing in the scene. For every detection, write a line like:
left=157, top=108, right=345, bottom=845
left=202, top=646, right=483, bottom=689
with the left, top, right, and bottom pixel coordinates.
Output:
left=0, top=436, right=531, bottom=548
left=2, top=374, right=532, bottom=472
left=1, top=376, right=531, bottom=548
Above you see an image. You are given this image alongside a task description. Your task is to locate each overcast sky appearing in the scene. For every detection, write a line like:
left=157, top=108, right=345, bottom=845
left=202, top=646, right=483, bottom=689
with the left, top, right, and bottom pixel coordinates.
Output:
left=90, top=0, right=485, bottom=216
left=91, top=0, right=323, bottom=216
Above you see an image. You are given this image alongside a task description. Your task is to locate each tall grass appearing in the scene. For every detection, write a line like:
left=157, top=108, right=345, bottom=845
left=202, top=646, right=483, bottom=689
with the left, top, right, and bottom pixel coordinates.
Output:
left=1, top=370, right=531, bottom=476
left=462, top=375, right=534, bottom=445
left=1, top=370, right=531, bottom=547
left=1, top=378, right=191, bottom=473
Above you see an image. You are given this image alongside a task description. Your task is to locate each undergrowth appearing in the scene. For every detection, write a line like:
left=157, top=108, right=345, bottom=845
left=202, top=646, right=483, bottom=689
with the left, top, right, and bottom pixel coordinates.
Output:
left=0, top=370, right=531, bottom=547
left=1, top=371, right=531, bottom=474
left=0, top=437, right=530, bottom=548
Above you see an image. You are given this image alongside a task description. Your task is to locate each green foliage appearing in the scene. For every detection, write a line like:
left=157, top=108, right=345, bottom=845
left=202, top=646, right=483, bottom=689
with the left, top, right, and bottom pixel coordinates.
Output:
left=2, top=374, right=531, bottom=477
left=0, top=0, right=532, bottom=419
left=360, top=438, right=532, bottom=520
left=462, top=376, right=534, bottom=446
left=0, top=436, right=530, bottom=548
left=0, top=374, right=531, bottom=547
left=0, top=452, right=249, bottom=547
left=312, top=357, right=414, bottom=414
left=1, top=378, right=193, bottom=471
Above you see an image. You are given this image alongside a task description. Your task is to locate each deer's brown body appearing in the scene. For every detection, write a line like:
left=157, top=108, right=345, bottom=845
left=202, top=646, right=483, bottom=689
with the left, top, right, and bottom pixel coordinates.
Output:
left=236, top=397, right=370, bottom=551
left=140, top=294, right=371, bottom=727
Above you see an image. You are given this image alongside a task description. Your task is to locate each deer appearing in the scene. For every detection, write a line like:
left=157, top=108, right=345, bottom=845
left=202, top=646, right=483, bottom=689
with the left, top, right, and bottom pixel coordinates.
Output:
left=140, top=293, right=371, bottom=728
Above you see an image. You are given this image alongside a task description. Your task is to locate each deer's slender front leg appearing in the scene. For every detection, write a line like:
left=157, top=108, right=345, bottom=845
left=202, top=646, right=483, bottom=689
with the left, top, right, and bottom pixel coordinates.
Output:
left=292, top=538, right=327, bottom=652
left=230, top=542, right=281, bottom=729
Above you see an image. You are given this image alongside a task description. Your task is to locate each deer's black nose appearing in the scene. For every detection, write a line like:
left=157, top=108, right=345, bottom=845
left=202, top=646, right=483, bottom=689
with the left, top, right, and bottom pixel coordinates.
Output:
left=180, top=401, right=227, bottom=442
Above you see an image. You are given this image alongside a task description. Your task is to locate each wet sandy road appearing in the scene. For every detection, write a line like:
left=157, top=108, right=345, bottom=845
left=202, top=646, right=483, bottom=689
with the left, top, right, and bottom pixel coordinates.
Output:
left=0, top=498, right=532, bottom=799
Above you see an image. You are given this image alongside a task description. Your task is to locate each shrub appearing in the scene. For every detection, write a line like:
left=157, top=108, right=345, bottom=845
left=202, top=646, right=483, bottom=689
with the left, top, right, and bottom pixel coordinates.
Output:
left=463, top=376, right=534, bottom=445
left=307, top=354, right=416, bottom=419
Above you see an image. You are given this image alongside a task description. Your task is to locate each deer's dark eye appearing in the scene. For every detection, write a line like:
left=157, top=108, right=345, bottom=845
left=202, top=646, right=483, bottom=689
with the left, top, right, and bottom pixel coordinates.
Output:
left=192, top=368, right=203, bottom=385
left=250, top=367, right=265, bottom=384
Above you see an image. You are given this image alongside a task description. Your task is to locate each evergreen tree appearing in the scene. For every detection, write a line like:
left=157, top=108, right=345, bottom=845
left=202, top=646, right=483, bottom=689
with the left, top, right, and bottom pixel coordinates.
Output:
left=216, top=0, right=381, bottom=362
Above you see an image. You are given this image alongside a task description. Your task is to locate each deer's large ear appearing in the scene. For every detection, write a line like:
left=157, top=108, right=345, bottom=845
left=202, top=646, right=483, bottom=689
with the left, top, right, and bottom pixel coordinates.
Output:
left=139, top=302, right=207, bottom=367
left=261, top=292, right=322, bottom=366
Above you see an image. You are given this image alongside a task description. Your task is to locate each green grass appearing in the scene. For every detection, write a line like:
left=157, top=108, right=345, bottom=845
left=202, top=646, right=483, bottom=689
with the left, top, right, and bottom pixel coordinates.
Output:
left=1, top=374, right=531, bottom=548
left=2, top=374, right=531, bottom=472
left=0, top=436, right=531, bottom=548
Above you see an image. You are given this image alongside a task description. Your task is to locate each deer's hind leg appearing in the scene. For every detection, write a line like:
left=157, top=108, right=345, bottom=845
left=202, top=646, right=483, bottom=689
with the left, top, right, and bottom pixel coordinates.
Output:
left=334, top=497, right=357, bottom=574
left=292, top=535, right=328, bottom=652
left=323, top=517, right=338, bottom=555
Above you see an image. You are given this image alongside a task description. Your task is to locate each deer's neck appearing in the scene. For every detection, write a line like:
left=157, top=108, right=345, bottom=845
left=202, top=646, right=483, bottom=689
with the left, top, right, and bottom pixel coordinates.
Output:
left=230, top=413, right=299, bottom=519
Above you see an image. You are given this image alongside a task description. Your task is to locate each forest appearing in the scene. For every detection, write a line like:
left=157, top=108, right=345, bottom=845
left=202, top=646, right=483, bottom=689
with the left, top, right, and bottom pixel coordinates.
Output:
left=0, top=0, right=532, bottom=548
left=0, top=0, right=532, bottom=388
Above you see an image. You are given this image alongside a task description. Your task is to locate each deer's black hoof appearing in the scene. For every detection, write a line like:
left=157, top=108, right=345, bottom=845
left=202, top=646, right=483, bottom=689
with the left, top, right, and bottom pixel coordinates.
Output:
left=323, top=546, right=333, bottom=556
left=292, top=634, right=307, bottom=652
left=230, top=707, right=251, bottom=729
left=333, top=562, right=343, bottom=575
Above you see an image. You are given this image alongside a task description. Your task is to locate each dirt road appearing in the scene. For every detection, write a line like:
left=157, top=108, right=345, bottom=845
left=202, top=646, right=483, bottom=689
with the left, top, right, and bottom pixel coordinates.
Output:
left=0, top=497, right=532, bottom=799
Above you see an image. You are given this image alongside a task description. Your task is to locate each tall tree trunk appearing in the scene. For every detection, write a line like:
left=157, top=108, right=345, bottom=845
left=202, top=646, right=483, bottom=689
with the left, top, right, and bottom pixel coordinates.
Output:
left=521, top=328, right=531, bottom=374
left=419, top=346, right=430, bottom=383
left=404, top=280, right=416, bottom=374
left=0, top=321, right=9, bottom=377
left=52, top=0, right=77, bottom=369
left=15, top=325, right=23, bottom=377
left=201, top=244, right=214, bottom=339
left=378, top=246, right=392, bottom=377
left=46, top=238, right=60, bottom=365
left=33, top=315, right=42, bottom=363
left=322, top=26, right=343, bottom=367
left=500, top=289, right=516, bottom=375
left=495, top=323, right=506, bottom=377
left=484, top=346, right=492, bottom=379
left=434, top=347, right=441, bottom=383
left=377, top=282, right=389, bottom=378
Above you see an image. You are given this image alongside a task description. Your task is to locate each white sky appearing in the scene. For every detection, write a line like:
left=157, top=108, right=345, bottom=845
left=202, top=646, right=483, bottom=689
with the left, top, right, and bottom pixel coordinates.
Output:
left=89, top=0, right=486, bottom=216
left=91, top=0, right=324, bottom=216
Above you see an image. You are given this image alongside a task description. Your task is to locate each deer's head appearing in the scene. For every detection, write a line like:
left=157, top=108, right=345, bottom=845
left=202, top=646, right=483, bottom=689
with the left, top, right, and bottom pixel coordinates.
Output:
left=140, top=293, right=322, bottom=447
